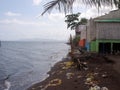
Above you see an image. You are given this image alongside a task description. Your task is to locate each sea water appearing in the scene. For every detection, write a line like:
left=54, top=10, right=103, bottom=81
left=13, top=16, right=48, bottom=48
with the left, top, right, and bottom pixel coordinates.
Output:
left=0, top=41, right=69, bottom=90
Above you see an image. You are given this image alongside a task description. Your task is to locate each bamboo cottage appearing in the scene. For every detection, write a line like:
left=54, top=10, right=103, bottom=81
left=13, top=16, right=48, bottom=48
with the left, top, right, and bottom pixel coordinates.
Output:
left=78, top=9, right=120, bottom=54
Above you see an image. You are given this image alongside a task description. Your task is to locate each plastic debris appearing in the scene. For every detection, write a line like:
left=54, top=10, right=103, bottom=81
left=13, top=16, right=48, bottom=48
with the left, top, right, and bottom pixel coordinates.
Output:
left=86, top=73, right=94, bottom=83
left=85, top=72, right=99, bottom=86
left=77, top=75, right=82, bottom=78
left=101, top=87, right=109, bottom=90
left=83, top=62, right=87, bottom=65
left=41, top=78, right=62, bottom=90
left=66, top=73, right=74, bottom=79
left=49, top=79, right=62, bottom=86
left=102, top=74, right=108, bottom=78
left=86, top=77, right=92, bottom=83
left=102, top=72, right=108, bottom=78
left=51, top=71, right=55, bottom=75
left=64, top=61, right=74, bottom=66
left=89, top=86, right=109, bottom=90
left=94, top=73, right=99, bottom=76
left=89, top=85, right=100, bottom=90
left=58, top=71, right=63, bottom=74
left=62, top=61, right=74, bottom=70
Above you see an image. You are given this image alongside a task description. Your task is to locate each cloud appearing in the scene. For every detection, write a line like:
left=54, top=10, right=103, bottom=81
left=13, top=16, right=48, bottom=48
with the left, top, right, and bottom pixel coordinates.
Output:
left=48, top=13, right=65, bottom=22
left=33, top=0, right=42, bottom=6
left=0, top=19, right=48, bottom=26
left=73, top=0, right=84, bottom=8
left=80, top=6, right=117, bottom=19
left=5, top=11, right=21, bottom=16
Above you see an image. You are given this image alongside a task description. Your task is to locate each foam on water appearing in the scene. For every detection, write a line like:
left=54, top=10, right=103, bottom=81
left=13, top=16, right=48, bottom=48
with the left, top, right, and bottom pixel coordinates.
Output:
left=4, top=80, right=11, bottom=90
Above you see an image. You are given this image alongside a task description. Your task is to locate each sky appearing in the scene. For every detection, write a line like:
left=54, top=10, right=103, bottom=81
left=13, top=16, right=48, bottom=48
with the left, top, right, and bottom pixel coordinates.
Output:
left=0, top=0, right=116, bottom=41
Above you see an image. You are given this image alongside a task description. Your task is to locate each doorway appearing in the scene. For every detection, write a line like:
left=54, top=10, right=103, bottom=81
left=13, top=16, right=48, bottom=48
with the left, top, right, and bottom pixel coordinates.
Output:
left=99, top=43, right=111, bottom=54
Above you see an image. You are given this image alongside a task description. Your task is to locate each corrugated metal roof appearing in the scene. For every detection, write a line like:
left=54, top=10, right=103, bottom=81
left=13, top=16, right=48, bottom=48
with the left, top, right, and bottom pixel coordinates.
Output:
left=94, top=19, right=120, bottom=23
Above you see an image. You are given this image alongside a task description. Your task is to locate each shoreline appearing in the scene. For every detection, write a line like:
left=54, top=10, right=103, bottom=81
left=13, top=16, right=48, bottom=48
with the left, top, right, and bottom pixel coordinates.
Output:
left=27, top=54, right=120, bottom=90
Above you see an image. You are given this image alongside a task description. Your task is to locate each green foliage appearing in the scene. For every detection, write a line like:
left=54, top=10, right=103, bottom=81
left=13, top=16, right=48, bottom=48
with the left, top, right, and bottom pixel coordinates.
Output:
left=80, top=18, right=88, bottom=25
left=72, top=35, right=80, bottom=46
left=68, top=35, right=80, bottom=46
left=65, top=13, right=88, bottom=30
left=65, top=13, right=80, bottom=30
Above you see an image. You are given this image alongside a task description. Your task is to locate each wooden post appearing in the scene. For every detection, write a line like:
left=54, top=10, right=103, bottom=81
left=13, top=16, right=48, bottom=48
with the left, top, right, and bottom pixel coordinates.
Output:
left=70, top=34, right=74, bottom=58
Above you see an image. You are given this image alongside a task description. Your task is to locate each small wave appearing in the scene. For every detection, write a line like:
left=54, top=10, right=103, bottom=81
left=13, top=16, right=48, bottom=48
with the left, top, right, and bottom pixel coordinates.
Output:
left=4, top=80, right=11, bottom=90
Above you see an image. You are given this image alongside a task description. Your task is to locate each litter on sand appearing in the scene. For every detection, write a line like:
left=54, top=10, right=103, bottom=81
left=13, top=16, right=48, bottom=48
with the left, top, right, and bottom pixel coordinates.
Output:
left=62, top=61, right=74, bottom=70
left=66, top=73, right=74, bottom=79
left=40, top=78, right=62, bottom=90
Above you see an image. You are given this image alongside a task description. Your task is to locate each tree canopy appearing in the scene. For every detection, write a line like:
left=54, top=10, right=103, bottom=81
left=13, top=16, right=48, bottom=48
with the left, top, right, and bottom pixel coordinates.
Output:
left=65, top=13, right=80, bottom=30
left=65, top=13, right=88, bottom=30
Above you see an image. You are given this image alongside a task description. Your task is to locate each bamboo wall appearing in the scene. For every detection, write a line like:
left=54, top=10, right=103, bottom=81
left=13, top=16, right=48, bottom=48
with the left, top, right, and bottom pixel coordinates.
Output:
left=87, top=19, right=96, bottom=42
left=96, top=22, right=120, bottom=39
left=87, top=9, right=120, bottom=42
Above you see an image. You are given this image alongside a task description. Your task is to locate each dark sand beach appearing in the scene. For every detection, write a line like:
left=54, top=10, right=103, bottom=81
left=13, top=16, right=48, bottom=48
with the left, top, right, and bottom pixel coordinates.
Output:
left=28, top=55, right=120, bottom=90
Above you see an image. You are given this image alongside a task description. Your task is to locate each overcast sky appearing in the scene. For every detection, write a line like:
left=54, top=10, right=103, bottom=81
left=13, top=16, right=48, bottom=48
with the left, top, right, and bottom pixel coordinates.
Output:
left=0, top=0, right=116, bottom=41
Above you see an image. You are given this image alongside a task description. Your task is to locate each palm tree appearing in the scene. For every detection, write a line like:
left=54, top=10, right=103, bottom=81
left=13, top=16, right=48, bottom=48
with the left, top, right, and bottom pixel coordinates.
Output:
left=65, top=13, right=80, bottom=30
left=65, top=13, right=88, bottom=30
left=65, top=12, right=88, bottom=39
left=41, top=0, right=120, bottom=15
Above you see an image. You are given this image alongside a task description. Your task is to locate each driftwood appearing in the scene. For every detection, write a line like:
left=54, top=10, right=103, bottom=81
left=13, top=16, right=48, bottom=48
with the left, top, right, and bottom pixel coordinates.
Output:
left=76, top=59, right=88, bottom=70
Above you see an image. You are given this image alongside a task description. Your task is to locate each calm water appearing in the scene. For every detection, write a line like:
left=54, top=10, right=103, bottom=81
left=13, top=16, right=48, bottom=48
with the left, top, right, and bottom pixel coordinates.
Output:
left=0, top=41, right=69, bottom=90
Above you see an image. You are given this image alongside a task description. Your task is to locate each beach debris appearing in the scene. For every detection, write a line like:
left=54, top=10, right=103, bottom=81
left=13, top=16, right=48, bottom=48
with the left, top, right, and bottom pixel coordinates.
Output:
left=62, top=61, right=74, bottom=70
left=101, top=87, right=109, bottom=90
left=102, top=72, right=108, bottom=78
left=77, top=75, right=82, bottom=78
left=87, top=73, right=94, bottom=78
left=41, top=78, right=62, bottom=90
left=66, top=73, right=74, bottom=79
left=86, top=77, right=92, bottom=83
left=51, top=71, right=56, bottom=75
left=83, top=62, right=87, bottom=65
left=102, top=74, right=107, bottom=78
left=49, top=79, right=62, bottom=86
left=85, top=72, right=99, bottom=86
left=94, top=72, right=99, bottom=76
left=85, top=72, right=109, bottom=90
left=58, top=71, right=63, bottom=74
left=89, top=86, right=109, bottom=90
left=89, top=85, right=100, bottom=90
left=76, top=59, right=88, bottom=70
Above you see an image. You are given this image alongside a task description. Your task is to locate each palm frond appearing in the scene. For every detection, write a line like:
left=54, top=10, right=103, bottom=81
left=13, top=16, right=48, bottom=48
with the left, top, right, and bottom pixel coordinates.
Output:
left=42, top=0, right=118, bottom=15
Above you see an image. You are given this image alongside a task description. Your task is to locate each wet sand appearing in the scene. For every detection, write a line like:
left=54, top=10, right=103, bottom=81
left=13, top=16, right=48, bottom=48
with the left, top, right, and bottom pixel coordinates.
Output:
left=28, top=55, right=120, bottom=90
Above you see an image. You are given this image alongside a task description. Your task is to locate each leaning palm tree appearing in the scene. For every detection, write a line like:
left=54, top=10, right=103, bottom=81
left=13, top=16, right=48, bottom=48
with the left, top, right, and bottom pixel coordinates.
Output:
left=41, top=0, right=120, bottom=15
